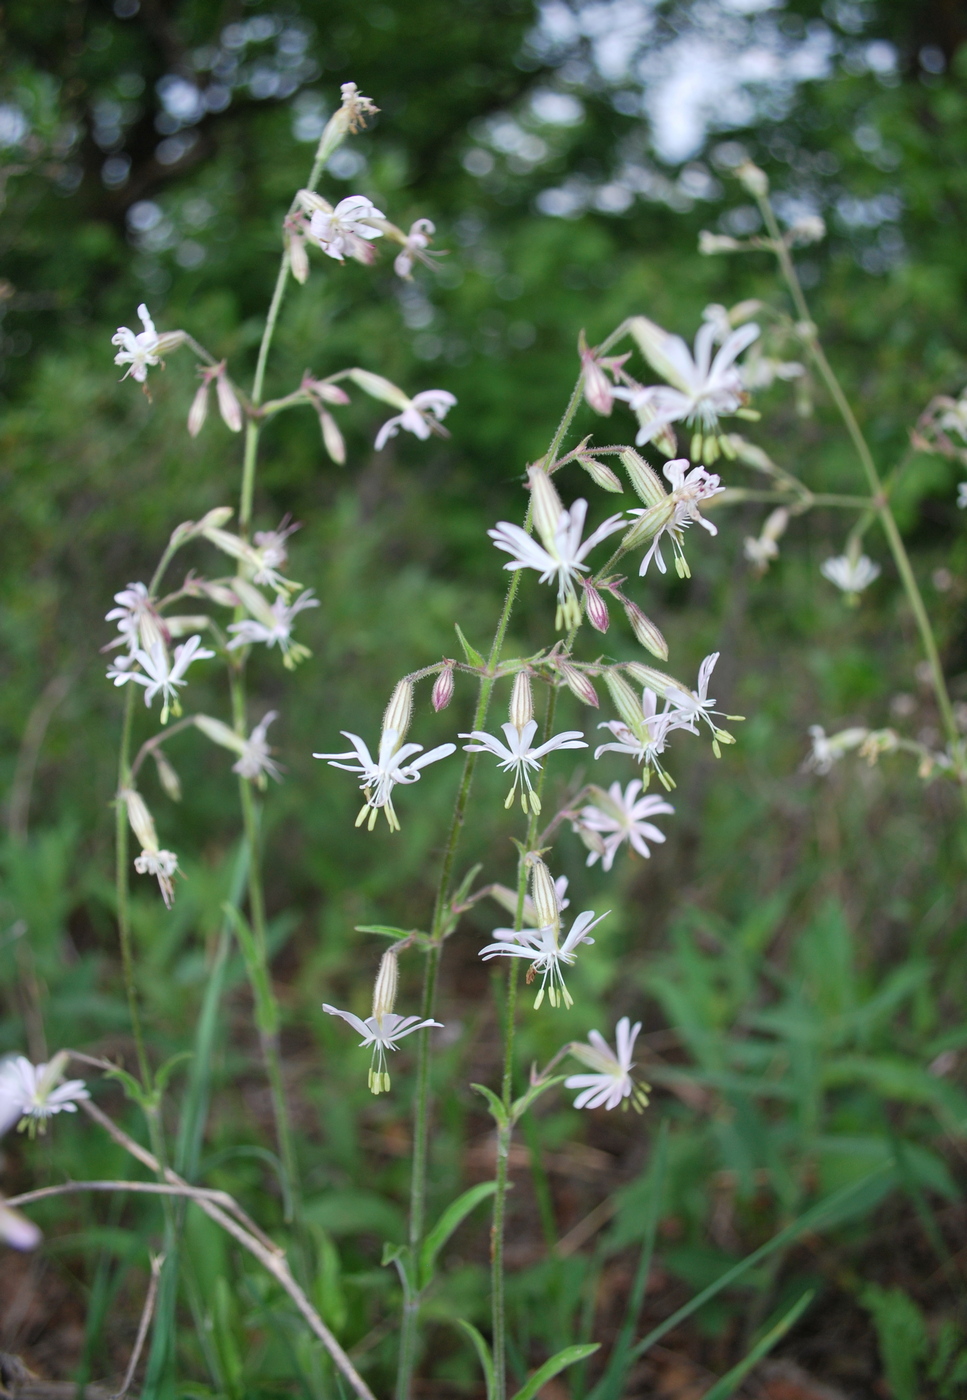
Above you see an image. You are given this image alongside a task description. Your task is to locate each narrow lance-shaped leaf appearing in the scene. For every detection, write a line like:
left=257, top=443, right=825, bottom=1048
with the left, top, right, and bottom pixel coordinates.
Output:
left=699, top=1291, right=814, bottom=1400
left=455, top=1320, right=496, bottom=1400
left=419, top=1180, right=498, bottom=1287
left=509, top=1344, right=600, bottom=1400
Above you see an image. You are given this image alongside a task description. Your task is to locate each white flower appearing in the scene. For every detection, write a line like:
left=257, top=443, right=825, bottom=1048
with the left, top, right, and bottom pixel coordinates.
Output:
left=958, top=482, right=967, bottom=509
left=226, top=590, right=319, bottom=664
left=460, top=719, right=587, bottom=814
left=617, top=319, right=759, bottom=444
left=252, top=517, right=301, bottom=582
left=314, top=728, right=456, bottom=832
left=394, top=218, right=436, bottom=279
left=107, top=634, right=214, bottom=723
left=133, top=848, right=180, bottom=909
left=489, top=498, right=626, bottom=630
left=480, top=908, right=607, bottom=1010
left=574, top=781, right=674, bottom=871
left=375, top=389, right=456, bottom=450
left=233, top=711, right=283, bottom=785
left=0, top=1054, right=89, bottom=1137
left=595, top=687, right=678, bottom=782
left=308, top=196, right=385, bottom=262
left=105, top=581, right=164, bottom=653
left=627, top=458, right=724, bottom=577
left=112, top=303, right=160, bottom=382
left=565, top=1018, right=649, bottom=1111
left=665, top=652, right=739, bottom=755
left=805, top=724, right=869, bottom=775
left=322, top=1005, right=442, bottom=1094
left=820, top=554, right=881, bottom=595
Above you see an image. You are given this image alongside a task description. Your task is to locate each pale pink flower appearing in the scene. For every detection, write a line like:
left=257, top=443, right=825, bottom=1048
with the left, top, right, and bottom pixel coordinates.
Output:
left=375, top=389, right=456, bottom=449
left=308, top=196, right=385, bottom=262
left=575, top=781, right=674, bottom=870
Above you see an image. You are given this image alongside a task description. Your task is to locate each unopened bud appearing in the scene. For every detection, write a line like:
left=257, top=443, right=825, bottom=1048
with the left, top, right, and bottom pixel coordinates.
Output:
left=288, top=227, right=309, bottom=283
left=736, top=160, right=769, bottom=197
left=0, top=1197, right=42, bottom=1251
left=509, top=670, right=534, bottom=732
left=624, top=662, right=691, bottom=703
left=558, top=660, right=599, bottom=708
left=529, top=856, right=559, bottom=931
left=583, top=581, right=610, bottom=633
left=604, top=671, right=647, bottom=741
left=620, top=450, right=667, bottom=507
left=623, top=600, right=668, bottom=661
left=372, top=949, right=398, bottom=1021
left=578, top=455, right=623, bottom=492
left=580, top=336, right=614, bottom=416
left=698, top=231, right=742, bottom=255
left=348, top=368, right=410, bottom=410
left=187, top=383, right=209, bottom=437
left=319, top=409, right=346, bottom=464
left=382, top=680, right=413, bottom=742
left=527, top=466, right=565, bottom=551
left=314, top=382, right=351, bottom=405
left=121, top=788, right=158, bottom=854
left=216, top=372, right=243, bottom=433
left=432, top=664, right=455, bottom=712
left=153, top=751, right=182, bottom=802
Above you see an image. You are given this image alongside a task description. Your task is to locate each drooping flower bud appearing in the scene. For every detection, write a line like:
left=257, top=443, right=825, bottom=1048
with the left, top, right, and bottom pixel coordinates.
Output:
left=319, top=409, right=346, bottom=464
left=529, top=856, right=559, bottom=932
left=153, top=750, right=182, bottom=802
left=372, top=949, right=399, bottom=1021
left=604, top=670, right=649, bottom=742
left=187, top=383, right=209, bottom=438
left=121, top=787, right=158, bottom=854
left=579, top=332, right=614, bottom=416
left=583, top=581, right=610, bottom=633
left=527, top=466, right=565, bottom=551
left=557, top=660, right=599, bottom=708
left=215, top=370, right=243, bottom=433
left=382, top=679, right=414, bottom=743
left=577, top=454, right=623, bottom=492
left=509, top=670, right=534, bottom=733
left=286, top=220, right=310, bottom=283
left=622, top=600, right=669, bottom=661
left=736, top=160, right=769, bottom=197
left=432, top=663, right=455, bottom=712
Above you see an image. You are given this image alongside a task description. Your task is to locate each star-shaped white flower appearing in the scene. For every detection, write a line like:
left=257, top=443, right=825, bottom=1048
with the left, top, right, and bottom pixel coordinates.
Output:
left=480, top=908, right=607, bottom=1010
left=565, top=1018, right=649, bottom=1111
left=105, top=581, right=164, bottom=653
left=460, top=719, right=587, bottom=814
left=314, top=727, right=456, bottom=832
left=308, top=195, right=385, bottom=262
left=226, top=590, right=319, bottom=667
left=616, top=318, right=759, bottom=444
left=234, top=711, right=283, bottom=785
left=112, top=303, right=161, bottom=382
left=664, top=652, right=739, bottom=757
left=394, top=218, right=437, bottom=279
left=107, top=634, right=214, bottom=723
left=627, top=458, right=724, bottom=577
left=134, top=848, right=180, bottom=908
left=489, top=498, right=626, bottom=630
left=322, top=1005, right=442, bottom=1094
left=820, top=554, right=881, bottom=595
left=575, top=781, right=674, bottom=871
left=805, top=723, right=869, bottom=775
left=595, top=687, right=679, bottom=784
left=375, top=389, right=457, bottom=450
left=0, top=1054, right=89, bottom=1138
left=252, top=517, right=301, bottom=585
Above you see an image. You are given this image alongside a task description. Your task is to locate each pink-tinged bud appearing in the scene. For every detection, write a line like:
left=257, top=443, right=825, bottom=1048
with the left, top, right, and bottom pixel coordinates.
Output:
left=578, top=454, right=623, bottom=492
left=216, top=371, right=243, bottom=432
left=623, top=600, right=668, bottom=661
left=581, top=354, right=614, bottom=416
left=583, top=582, right=610, bottom=633
left=315, top=382, right=351, bottom=406
left=0, top=1199, right=42, bottom=1251
left=558, top=660, right=599, bottom=708
left=432, top=664, right=455, bottom=712
left=319, top=410, right=346, bottom=464
left=288, top=227, right=309, bottom=284
left=187, top=383, right=209, bottom=438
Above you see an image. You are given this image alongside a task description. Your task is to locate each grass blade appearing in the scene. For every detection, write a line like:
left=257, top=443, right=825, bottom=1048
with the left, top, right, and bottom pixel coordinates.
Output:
left=699, top=1290, right=814, bottom=1400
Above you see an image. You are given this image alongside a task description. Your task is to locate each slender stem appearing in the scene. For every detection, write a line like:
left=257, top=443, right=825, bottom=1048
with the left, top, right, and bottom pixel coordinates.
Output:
left=115, top=686, right=149, bottom=1085
left=755, top=194, right=963, bottom=773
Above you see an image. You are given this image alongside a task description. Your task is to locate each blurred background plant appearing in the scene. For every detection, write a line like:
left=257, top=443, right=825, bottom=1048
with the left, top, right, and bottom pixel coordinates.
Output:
left=2, top=1, right=967, bottom=1397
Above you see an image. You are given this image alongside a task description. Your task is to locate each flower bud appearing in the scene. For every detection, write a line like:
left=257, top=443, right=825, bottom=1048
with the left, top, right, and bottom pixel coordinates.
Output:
left=619, top=449, right=667, bottom=507
left=153, top=751, right=182, bottom=802
left=623, top=600, right=669, bottom=661
left=314, top=382, right=351, bottom=405
left=624, top=662, right=691, bottom=703
left=121, top=788, right=158, bottom=854
left=287, top=226, right=309, bottom=283
left=557, top=660, right=599, bottom=708
left=382, top=679, right=413, bottom=743
left=0, top=1197, right=42, bottom=1251
left=187, top=383, right=209, bottom=438
left=578, top=455, right=623, bottom=492
left=529, top=856, right=559, bottom=932
left=432, top=664, right=455, bottom=712
left=527, top=466, right=565, bottom=551
left=580, top=335, right=614, bottom=416
left=348, top=368, right=411, bottom=410
left=372, top=949, right=399, bottom=1021
left=509, top=670, right=534, bottom=732
left=319, top=409, right=346, bottom=464
left=736, top=160, right=769, bottom=197
left=216, top=371, right=243, bottom=433
left=583, top=581, right=610, bottom=633
left=698, top=231, right=742, bottom=255
left=603, top=671, right=648, bottom=742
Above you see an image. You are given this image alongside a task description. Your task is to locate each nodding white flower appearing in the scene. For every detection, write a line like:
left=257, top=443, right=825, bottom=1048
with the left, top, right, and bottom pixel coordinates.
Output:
left=480, top=908, right=607, bottom=1010
left=337, top=81, right=379, bottom=133
left=374, top=389, right=456, bottom=450
left=958, top=483, right=967, bottom=509
left=252, top=517, right=301, bottom=584
left=627, top=458, right=724, bottom=578
left=0, top=1053, right=89, bottom=1138
left=314, top=728, right=456, bottom=832
left=578, top=334, right=630, bottom=417
left=460, top=720, right=587, bottom=814
left=107, top=635, right=214, bottom=723
left=308, top=196, right=385, bottom=262
left=616, top=318, right=759, bottom=445
left=805, top=724, right=869, bottom=775
left=134, top=848, right=180, bottom=908
left=574, top=781, right=674, bottom=871
left=226, top=590, right=319, bottom=666
left=489, top=498, right=626, bottom=631
left=112, top=303, right=160, bottom=382
left=394, top=218, right=437, bottom=279
left=565, top=1018, right=650, bottom=1112
left=665, top=652, right=739, bottom=757
left=234, top=711, right=283, bottom=785
left=105, top=581, right=165, bottom=653
left=743, top=506, right=789, bottom=574
left=322, top=1005, right=442, bottom=1094
left=820, top=553, right=881, bottom=595
left=595, top=687, right=678, bottom=782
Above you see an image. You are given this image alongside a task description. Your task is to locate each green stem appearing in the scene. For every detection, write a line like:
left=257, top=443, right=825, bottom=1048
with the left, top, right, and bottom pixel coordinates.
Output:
left=756, top=194, right=963, bottom=773
left=115, top=684, right=150, bottom=1086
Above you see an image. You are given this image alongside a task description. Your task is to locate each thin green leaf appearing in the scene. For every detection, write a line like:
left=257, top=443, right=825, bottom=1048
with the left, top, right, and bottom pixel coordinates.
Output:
left=153, top=1051, right=193, bottom=1094
left=419, top=1181, right=497, bottom=1288
left=455, top=623, right=485, bottom=668
left=455, top=1320, right=496, bottom=1400
left=510, top=1343, right=600, bottom=1400
left=471, top=1082, right=510, bottom=1130
left=510, top=1075, right=565, bottom=1127
left=699, top=1291, right=814, bottom=1400
left=355, top=923, right=426, bottom=941
left=104, top=1064, right=150, bottom=1107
